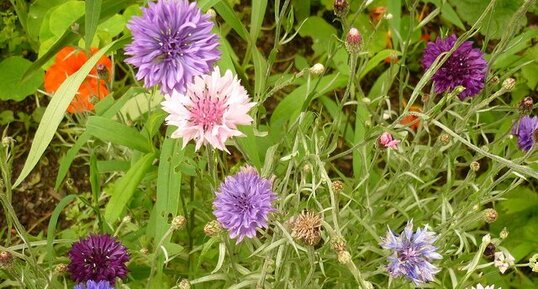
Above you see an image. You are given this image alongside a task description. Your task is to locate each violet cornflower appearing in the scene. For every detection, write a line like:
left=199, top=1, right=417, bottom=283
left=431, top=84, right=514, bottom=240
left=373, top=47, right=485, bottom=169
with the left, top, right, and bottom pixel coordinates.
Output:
left=512, top=115, right=538, bottom=151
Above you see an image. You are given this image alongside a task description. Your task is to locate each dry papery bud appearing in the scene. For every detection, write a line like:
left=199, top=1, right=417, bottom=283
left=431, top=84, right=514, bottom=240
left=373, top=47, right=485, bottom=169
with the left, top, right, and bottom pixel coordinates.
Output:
left=333, top=0, right=349, bottom=18
left=55, top=263, right=68, bottom=274
left=171, top=215, right=187, bottom=230
left=502, top=78, right=516, bottom=91
left=290, top=210, right=322, bottom=246
left=204, top=220, right=222, bottom=237
left=337, top=250, right=352, bottom=264
left=439, top=133, right=450, bottom=144
left=482, top=208, right=498, bottom=224
left=331, top=180, right=344, bottom=193
left=331, top=236, right=347, bottom=253
left=345, top=28, right=362, bottom=54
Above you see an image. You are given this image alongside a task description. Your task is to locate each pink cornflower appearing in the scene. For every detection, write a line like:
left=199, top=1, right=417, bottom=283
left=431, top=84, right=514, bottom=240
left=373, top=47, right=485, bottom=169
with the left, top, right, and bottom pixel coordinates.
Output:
left=378, top=132, right=400, bottom=149
left=161, top=67, right=255, bottom=152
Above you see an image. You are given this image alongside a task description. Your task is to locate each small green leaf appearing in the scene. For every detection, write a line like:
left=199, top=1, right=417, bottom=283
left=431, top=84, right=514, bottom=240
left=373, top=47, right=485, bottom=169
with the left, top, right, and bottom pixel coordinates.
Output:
left=214, top=1, right=249, bottom=41
left=250, top=0, right=267, bottom=42
left=0, top=57, right=43, bottom=101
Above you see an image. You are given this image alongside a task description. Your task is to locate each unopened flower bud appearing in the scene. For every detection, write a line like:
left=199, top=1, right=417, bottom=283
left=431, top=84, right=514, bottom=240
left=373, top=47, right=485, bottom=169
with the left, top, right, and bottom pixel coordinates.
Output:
left=331, top=180, right=344, bottom=193
left=204, top=220, right=222, bottom=237
left=309, top=63, right=325, bottom=76
left=519, top=97, right=533, bottom=115
left=55, top=263, right=68, bottom=274
left=345, top=28, right=362, bottom=54
left=333, top=0, right=349, bottom=18
left=439, top=133, right=450, bottom=144
left=502, top=78, right=516, bottom=91
left=206, top=9, right=217, bottom=20
left=122, top=215, right=132, bottom=223
left=529, top=254, right=538, bottom=272
left=482, top=234, right=491, bottom=244
left=0, top=251, right=13, bottom=268
left=490, top=76, right=500, bottom=86
left=96, top=64, right=109, bottom=81
left=178, top=279, right=191, bottom=289
left=470, top=161, right=480, bottom=172
left=139, top=248, right=149, bottom=255
left=483, top=208, right=498, bottom=223
left=500, top=227, right=509, bottom=239
left=171, top=215, right=186, bottom=230
left=337, top=250, right=352, bottom=264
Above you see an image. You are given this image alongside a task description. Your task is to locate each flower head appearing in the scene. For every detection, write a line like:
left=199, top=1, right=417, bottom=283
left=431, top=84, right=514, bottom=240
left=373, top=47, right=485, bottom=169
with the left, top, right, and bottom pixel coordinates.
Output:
left=74, top=280, right=115, bottom=289
left=380, top=221, right=442, bottom=285
left=494, top=251, right=514, bottom=274
left=125, top=0, right=220, bottom=94
left=512, top=115, right=538, bottom=151
left=213, top=166, right=276, bottom=243
left=422, top=34, right=487, bottom=99
left=378, top=132, right=400, bottom=149
left=290, top=210, right=322, bottom=246
left=68, top=234, right=129, bottom=284
left=44, top=47, right=112, bottom=113
left=470, top=284, right=498, bottom=289
left=161, top=67, right=255, bottom=152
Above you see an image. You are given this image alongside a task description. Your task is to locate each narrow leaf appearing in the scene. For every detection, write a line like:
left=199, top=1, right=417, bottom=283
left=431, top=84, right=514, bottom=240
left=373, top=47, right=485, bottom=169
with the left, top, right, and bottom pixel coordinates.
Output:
left=86, top=116, right=152, bottom=153
left=85, top=0, right=102, bottom=51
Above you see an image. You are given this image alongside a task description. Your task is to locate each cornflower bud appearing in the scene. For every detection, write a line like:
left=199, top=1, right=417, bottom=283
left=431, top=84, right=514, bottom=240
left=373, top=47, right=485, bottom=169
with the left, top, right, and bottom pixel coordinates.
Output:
left=482, top=208, right=498, bottom=223
left=500, top=227, right=509, bottom=239
left=331, top=180, right=344, bottom=193
left=331, top=236, right=347, bottom=253
left=204, top=220, right=222, bottom=237
left=333, top=0, right=349, bottom=18
left=178, top=279, right=191, bottom=289
left=171, top=215, right=187, bottom=230
left=55, top=263, right=68, bottom=274
left=502, top=78, right=516, bottom=91
left=345, top=28, right=362, bottom=54
left=337, top=250, right=352, bottom=264
left=309, top=63, right=325, bottom=76
left=439, top=133, right=450, bottom=144
left=0, top=251, right=13, bottom=268
left=470, top=161, right=480, bottom=172
left=519, top=97, right=533, bottom=115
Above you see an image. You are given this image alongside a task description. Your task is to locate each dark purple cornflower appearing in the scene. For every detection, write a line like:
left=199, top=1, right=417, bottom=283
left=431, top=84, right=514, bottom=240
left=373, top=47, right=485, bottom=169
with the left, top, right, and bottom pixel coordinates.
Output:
left=68, top=234, right=129, bottom=284
left=125, top=0, right=220, bottom=94
left=380, top=221, right=442, bottom=285
left=422, top=34, right=487, bottom=99
left=74, top=280, right=115, bottom=289
left=512, top=115, right=538, bottom=151
left=213, top=166, right=277, bottom=243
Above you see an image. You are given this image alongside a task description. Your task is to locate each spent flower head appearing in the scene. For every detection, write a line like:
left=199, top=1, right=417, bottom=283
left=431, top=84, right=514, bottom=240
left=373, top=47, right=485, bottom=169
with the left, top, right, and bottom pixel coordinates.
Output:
left=290, top=210, right=322, bottom=246
left=125, top=0, right=220, bottom=94
left=161, top=67, right=255, bottom=152
left=380, top=221, right=442, bottom=285
left=68, top=234, right=129, bottom=284
left=422, top=34, right=487, bottom=99
left=213, top=166, right=277, bottom=243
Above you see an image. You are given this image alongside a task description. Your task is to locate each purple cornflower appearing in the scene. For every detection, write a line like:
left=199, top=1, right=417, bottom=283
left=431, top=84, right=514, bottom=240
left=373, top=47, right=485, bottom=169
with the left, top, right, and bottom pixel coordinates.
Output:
left=422, top=34, right=487, bottom=99
left=74, top=280, right=115, bottom=289
left=68, top=234, right=129, bottom=284
left=512, top=115, right=538, bottom=151
left=213, top=166, right=277, bottom=243
left=125, top=0, right=220, bottom=94
left=380, top=221, right=442, bottom=285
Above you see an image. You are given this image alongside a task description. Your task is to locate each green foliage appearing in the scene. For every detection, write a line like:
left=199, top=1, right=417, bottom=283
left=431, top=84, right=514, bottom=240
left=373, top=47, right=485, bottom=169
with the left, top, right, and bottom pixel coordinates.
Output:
left=0, top=56, right=43, bottom=101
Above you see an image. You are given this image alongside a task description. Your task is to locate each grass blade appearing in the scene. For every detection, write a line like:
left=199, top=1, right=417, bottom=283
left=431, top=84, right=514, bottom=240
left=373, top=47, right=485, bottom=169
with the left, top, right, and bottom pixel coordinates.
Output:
left=84, top=0, right=102, bottom=51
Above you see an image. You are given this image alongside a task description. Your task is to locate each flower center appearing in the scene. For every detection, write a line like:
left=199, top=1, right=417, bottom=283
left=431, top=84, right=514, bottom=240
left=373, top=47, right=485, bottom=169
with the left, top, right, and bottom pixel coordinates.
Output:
left=189, top=93, right=226, bottom=130
left=157, top=29, right=191, bottom=62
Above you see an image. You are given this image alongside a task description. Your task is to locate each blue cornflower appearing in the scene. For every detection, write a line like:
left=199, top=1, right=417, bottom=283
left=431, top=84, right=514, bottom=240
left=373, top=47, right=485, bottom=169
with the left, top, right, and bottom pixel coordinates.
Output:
left=380, top=221, right=442, bottom=285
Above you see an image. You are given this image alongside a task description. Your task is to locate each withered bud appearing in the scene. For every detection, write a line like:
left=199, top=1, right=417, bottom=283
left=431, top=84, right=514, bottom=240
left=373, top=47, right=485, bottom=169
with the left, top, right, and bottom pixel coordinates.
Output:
left=0, top=251, right=13, bottom=268
left=333, top=0, right=349, bottom=18
left=171, top=215, right=187, bottom=230
left=204, top=220, right=222, bottom=237
left=290, top=210, right=322, bottom=246
left=482, top=208, right=498, bottom=223
left=439, top=133, right=450, bottom=144
left=345, top=28, right=362, bottom=54
left=331, top=236, right=347, bottom=253
left=519, top=97, right=533, bottom=115
left=55, top=263, right=68, bottom=274
left=470, top=161, right=480, bottom=172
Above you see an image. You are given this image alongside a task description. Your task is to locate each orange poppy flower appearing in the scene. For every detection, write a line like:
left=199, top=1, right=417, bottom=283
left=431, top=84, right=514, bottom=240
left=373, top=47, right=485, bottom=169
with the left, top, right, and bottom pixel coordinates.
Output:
left=44, top=47, right=112, bottom=113
left=400, top=101, right=422, bottom=131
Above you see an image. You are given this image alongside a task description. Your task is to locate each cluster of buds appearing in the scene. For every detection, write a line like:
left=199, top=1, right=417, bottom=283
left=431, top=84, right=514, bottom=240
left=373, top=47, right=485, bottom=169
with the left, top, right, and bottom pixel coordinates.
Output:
left=171, top=215, right=187, bottom=231
left=331, top=236, right=352, bottom=264
left=290, top=210, right=322, bottom=246
left=204, top=220, right=222, bottom=237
